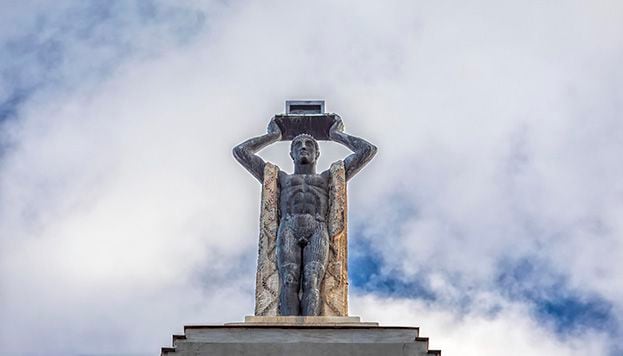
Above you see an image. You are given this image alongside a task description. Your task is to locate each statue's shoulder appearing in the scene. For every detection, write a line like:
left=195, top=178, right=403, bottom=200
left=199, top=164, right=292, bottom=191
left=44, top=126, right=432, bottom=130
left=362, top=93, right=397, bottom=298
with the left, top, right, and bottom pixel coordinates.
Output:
left=317, top=160, right=344, bottom=180
left=277, top=169, right=289, bottom=181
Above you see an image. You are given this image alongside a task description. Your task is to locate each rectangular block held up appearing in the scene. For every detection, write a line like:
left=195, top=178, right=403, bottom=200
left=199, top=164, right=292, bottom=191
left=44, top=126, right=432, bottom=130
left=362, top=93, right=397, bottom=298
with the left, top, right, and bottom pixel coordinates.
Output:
left=274, top=113, right=339, bottom=141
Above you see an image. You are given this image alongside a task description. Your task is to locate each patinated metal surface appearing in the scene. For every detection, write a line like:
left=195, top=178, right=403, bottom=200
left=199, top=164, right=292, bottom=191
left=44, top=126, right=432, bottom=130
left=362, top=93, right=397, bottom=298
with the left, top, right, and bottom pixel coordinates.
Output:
left=233, top=113, right=376, bottom=316
left=274, top=114, right=339, bottom=140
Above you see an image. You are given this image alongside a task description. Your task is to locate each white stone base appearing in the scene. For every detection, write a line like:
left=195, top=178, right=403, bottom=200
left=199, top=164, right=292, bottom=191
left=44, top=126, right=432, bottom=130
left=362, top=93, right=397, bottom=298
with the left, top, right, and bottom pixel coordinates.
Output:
left=162, top=317, right=440, bottom=356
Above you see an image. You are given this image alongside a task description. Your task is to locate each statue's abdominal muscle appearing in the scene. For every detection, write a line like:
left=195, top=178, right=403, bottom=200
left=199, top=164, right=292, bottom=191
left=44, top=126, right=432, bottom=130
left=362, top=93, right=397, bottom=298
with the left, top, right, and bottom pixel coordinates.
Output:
left=280, top=175, right=329, bottom=217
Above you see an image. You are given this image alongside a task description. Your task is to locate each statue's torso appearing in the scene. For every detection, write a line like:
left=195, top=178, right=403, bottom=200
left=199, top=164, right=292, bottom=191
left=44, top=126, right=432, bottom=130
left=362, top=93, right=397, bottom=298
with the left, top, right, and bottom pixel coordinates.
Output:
left=279, top=172, right=329, bottom=219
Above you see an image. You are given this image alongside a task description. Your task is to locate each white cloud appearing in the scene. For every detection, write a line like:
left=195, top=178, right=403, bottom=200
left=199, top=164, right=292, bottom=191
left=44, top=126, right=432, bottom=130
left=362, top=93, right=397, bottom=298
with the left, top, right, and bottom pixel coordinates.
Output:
left=1, top=0, right=622, bottom=354
left=352, top=294, right=611, bottom=356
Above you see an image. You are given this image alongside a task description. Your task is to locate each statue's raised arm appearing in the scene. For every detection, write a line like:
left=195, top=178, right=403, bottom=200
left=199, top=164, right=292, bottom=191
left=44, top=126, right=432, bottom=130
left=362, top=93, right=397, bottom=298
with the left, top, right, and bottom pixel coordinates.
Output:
left=328, top=117, right=377, bottom=181
left=232, top=119, right=282, bottom=182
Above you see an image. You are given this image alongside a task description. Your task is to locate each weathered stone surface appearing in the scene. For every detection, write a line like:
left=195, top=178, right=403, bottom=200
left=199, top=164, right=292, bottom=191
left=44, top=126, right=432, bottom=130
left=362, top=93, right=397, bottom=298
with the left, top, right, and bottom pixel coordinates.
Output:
left=321, top=160, right=348, bottom=316
left=254, top=161, right=348, bottom=316
left=171, top=342, right=430, bottom=355
left=254, top=163, right=280, bottom=316
left=161, top=321, right=441, bottom=356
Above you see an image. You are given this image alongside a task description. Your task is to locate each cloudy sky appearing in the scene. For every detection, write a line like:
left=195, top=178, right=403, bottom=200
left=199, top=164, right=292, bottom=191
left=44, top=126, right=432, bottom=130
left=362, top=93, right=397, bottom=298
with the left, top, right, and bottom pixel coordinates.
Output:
left=1, top=0, right=622, bottom=355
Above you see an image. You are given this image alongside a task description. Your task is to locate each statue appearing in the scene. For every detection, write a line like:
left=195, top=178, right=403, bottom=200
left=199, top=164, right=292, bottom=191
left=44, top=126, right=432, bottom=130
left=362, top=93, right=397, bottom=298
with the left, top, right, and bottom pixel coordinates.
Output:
left=233, top=105, right=376, bottom=316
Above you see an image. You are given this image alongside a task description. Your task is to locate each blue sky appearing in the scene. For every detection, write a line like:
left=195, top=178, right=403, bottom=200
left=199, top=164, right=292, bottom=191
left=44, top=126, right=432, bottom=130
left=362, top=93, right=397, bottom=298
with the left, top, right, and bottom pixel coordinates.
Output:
left=1, top=1, right=622, bottom=355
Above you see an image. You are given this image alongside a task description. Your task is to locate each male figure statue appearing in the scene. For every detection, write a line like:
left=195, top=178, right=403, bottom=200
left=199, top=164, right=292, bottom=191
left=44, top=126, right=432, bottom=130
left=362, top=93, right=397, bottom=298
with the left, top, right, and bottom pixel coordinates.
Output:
left=233, top=117, right=376, bottom=316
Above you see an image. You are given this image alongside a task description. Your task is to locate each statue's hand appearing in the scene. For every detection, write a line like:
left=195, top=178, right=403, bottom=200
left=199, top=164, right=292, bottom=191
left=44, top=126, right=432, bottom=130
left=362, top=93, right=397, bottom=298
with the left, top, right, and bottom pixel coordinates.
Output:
left=267, top=118, right=282, bottom=139
left=329, top=117, right=345, bottom=139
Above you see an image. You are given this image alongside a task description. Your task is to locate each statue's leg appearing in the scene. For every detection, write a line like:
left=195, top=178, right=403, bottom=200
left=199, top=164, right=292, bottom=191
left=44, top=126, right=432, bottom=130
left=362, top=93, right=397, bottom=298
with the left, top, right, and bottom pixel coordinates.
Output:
left=301, top=226, right=329, bottom=316
left=276, top=224, right=301, bottom=316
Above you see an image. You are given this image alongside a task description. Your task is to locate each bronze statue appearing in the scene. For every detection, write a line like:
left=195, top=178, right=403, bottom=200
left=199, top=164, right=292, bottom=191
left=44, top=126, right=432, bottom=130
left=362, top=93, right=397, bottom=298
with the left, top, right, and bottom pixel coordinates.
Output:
left=233, top=114, right=376, bottom=316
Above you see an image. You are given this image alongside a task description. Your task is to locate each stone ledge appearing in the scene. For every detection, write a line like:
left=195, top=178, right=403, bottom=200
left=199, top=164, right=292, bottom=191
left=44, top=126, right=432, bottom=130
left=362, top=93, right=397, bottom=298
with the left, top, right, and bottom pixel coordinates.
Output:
left=184, top=327, right=418, bottom=344
left=162, top=321, right=440, bottom=355
left=223, top=315, right=379, bottom=327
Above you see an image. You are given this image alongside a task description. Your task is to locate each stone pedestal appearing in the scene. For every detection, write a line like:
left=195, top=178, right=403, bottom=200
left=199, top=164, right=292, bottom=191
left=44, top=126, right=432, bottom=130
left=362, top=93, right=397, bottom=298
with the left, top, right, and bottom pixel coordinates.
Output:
left=161, top=317, right=440, bottom=356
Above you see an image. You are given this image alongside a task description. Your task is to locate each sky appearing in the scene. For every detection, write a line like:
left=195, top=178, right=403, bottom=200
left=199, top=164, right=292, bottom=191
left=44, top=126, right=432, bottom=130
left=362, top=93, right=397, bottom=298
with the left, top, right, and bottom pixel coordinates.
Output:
left=0, top=0, right=622, bottom=355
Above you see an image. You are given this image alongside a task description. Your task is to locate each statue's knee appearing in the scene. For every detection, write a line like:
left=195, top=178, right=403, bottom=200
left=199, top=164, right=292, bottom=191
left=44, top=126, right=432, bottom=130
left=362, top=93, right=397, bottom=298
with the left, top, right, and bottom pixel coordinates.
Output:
left=281, top=263, right=300, bottom=287
left=304, top=288, right=320, bottom=299
left=303, top=261, right=325, bottom=282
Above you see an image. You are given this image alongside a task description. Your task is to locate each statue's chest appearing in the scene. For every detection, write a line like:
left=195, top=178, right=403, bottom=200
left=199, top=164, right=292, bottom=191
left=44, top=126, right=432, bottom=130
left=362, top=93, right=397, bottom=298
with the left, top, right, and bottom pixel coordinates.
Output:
left=281, top=175, right=328, bottom=193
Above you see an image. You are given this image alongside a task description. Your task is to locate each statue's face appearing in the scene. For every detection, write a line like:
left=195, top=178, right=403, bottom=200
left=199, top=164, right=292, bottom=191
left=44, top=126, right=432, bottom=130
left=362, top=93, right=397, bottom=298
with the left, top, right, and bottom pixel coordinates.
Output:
left=290, top=136, right=319, bottom=165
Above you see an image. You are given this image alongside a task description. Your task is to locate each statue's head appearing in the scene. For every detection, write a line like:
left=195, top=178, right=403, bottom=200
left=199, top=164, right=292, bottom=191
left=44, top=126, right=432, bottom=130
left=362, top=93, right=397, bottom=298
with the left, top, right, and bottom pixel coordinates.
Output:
left=290, top=133, right=319, bottom=165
